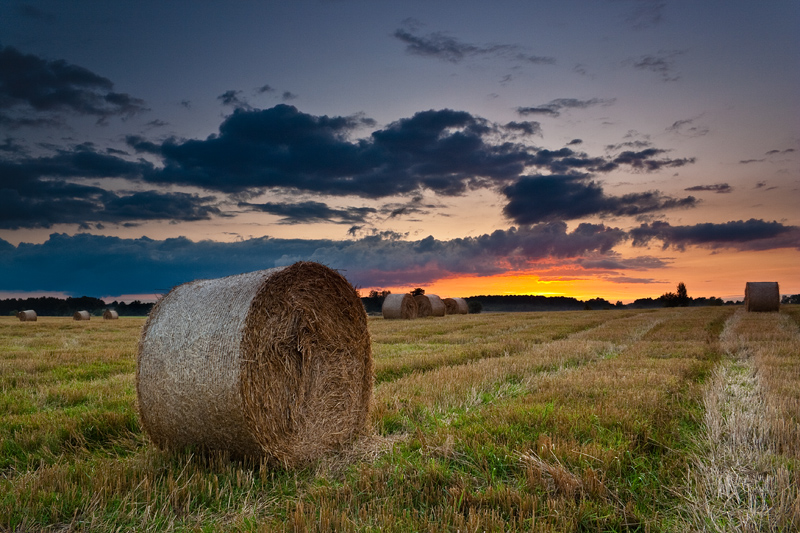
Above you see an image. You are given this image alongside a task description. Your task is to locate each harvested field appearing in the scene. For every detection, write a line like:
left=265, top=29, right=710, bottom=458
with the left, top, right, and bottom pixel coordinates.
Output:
left=1, top=305, right=798, bottom=531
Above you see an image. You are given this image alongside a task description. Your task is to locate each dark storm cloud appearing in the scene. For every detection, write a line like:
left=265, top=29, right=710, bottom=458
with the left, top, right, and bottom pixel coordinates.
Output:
left=627, top=50, right=684, bottom=81
left=139, top=105, right=535, bottom=196
left=684, top=183, right=732, bottom=194
left=282, top=91, right=298, bottom=101
left=256, top=84, right=274, bottom=94
left=503, top=121, right=542, bottom=136
left=0, top=46, right=147, bottom=125
left=516, top=98, right=615, bottom=118
left=239, top=200, right=376, bottom=225
left=0, top=223, right=627, bottom=295
left=393, top=27, right=555, bottom=65
left=218, top=90, right=251, bottom=109
left=630, top=219, right=800, bottom=251
left=611, top=148, right=695, bottom=171
left=502, top=173, right=696, bottom=225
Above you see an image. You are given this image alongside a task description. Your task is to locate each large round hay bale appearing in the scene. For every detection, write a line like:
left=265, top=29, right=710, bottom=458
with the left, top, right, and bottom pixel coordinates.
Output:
left=73, top=310, right=91, bottom=321
left=414, top=294, right=433, bottom=317
left=444, top=297, right=469, bottom=315
left=745, top=282, right=780, bottom=312
left=103, top=309, right=119, bottom=320
left=137, top=261, right=372, bottom=467
left=17, top=310, right=37, bottom=322
left=382, top=294, right=417, bottom=319
left=415, top=294, right=445, bottom=317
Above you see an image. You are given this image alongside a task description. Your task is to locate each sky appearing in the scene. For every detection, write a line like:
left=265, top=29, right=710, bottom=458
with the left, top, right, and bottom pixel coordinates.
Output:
left=0, top=0, right=798, bottom=303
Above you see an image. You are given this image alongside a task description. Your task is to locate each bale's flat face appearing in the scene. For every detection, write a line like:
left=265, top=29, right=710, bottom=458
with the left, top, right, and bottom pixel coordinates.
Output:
left=137, top=262, right=372, bottom=467
left=745, top=282, right=780, bottom=312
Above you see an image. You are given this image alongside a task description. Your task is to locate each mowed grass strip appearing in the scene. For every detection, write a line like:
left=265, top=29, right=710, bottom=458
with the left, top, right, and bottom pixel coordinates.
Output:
left=0, top=306, right=774, bottom=532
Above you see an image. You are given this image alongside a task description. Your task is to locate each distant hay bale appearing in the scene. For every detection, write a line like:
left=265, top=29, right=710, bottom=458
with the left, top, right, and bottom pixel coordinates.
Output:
left=744, top=282, right=780, bottom=312
left=382, top=294, right=418, bottom=319
left=17, top=310, right=37, bottom=322
left=415, top=294, right=445, bottom=317
left=136, top=261, right=373, bottom=467
left=444, top=297, right=469, bottom=315
left=103, top=309, right=119, bottom=320
left=73, top=310, right=91, bottom=321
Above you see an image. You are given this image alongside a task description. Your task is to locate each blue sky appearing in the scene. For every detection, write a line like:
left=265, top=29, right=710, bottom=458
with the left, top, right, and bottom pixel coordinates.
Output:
left=0, top=0, right=798, bottom=302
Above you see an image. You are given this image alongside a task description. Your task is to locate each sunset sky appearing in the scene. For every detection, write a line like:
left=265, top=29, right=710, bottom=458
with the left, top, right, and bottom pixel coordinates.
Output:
left=1, top=0, right=798, bottom=303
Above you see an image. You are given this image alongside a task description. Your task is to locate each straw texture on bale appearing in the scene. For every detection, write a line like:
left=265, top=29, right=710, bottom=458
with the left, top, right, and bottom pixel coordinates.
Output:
left=103, top=309, right=119, bottom=320
left=382, top=293, right=417, bottom=319
left=17, top=310, right=37, bottom=322
left=73, top=310, right=91, bottom=321
left=444, top=297, right=469, bottom=315
left=744, top=281, right=780, bottom=312
left=137, top=261, right=373, bottom=467
left=415, top=294, right=445, bottom=317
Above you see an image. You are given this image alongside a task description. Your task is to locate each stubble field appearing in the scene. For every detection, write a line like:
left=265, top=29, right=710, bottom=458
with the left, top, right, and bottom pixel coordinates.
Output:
left=1, top=306, right=799, bottom=532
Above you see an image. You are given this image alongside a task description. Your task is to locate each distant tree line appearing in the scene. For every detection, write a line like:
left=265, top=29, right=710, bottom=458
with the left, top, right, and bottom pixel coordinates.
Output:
left=0, top=296, right=153, bottom=317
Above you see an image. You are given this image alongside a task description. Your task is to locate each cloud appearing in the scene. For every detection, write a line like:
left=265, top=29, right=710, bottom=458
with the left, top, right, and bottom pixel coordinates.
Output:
left=516, top=98, right=615, bottom=118
left=282, top=91, right=298, bottom=101
left=684, top=183, right=732, bottom=194
left=139, top=105, right=534, bottom=196
left=218, top=90, right=251, bottom=109
left=256, top=84, right=274, bottom=94
left=393, top=27, right=555, bottom=65
left=626, top=50, right=684, bottom=81
left=567, top=139, right=583, bottom=146
left=0, top=46, right=147, bottom=126
left=0, top=223, right=628, bottom=295
left=666, top=116, right=709, bottom=137
left=503, top=120, right=542, bottom=136
left=630, top=219, right=800, bottom=251
left=611, top=148, right=695, bottom=171
left=239, top=200, right=377, bottom=224
left=502, top=173, right=696, bottom=224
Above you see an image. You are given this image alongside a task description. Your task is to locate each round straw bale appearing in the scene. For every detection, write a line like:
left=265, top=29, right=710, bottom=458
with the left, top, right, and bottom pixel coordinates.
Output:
left=414, top=294, right=433, bottom=317
left=444, top=297, right=469, bottom=315
left=382, top=293, right=418, bottom=319
left=103, top=309, right=119, bottom=320
left=73, top=310, right=91, bottom=321
left=17, top=310, right=37, bottom=322
left=137, top=261, right=372, bottom=467
left=427, top=294, right=446, bottom=317
left=744, top=281, right=780, bottom=312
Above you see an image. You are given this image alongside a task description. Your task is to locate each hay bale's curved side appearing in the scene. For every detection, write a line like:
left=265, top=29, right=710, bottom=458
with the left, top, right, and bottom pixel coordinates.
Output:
left=414, top=294, right=433, bottom=317
left=73, top=310, right=91, bottom=321
left=382, top=294, right=418, bottom=319
left=103, top=309, right=119, bottom=320
left=137, top=262, right=372, bottom=467
left=444, top=297, right=469, bottom=315
left=17, top=310, right=37, bottom=322
left=745, top=282, right=780, bottom=312
left=427, top=294, right=446, bottom=317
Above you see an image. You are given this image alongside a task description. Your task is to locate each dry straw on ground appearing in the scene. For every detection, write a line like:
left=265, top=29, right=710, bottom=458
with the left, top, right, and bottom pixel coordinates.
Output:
left=103, top=309, right=119, bottom=320
left=136, top=261, right=373, bottom=467
left=382, top=293, right=418, bottom=319
left=17, top=310, right=37, bottom=321
left=744, top=282, right=780, bottom=312
left=73, top=310, right=91, bottom=321
left=444, top=297, right=469, bottom=315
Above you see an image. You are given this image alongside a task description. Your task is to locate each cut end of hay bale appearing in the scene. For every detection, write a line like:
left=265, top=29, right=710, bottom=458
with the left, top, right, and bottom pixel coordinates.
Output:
left=73, top=310, right=91, bottom=321
left=382, top=293, right=418, bottom=319
left=443, top=297, right=469, bottom=315
left=137, top=261, right=373, bottom=467
left=17, top=310, right=37, bottom=322
left=744, top=281, right=780, bottom=312
left=103, top=309, right=119, bottom=320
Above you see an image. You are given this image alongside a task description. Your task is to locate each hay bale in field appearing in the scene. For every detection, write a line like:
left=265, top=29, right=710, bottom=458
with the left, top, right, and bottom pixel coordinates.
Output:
left=73, top=310, right=91, bottom=321
left=103, top=309, right=119, bottom=320
left=443, top=297, right=469, bottom=315
left=382, top=293, right=418, bottom=319
left=17, top=310, right=37, bottom=322
left=136, top=261, right=373, bottom=467
left=415, top=294, right=445, bottom=317
left=744, top=282, right=780, bottom=312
